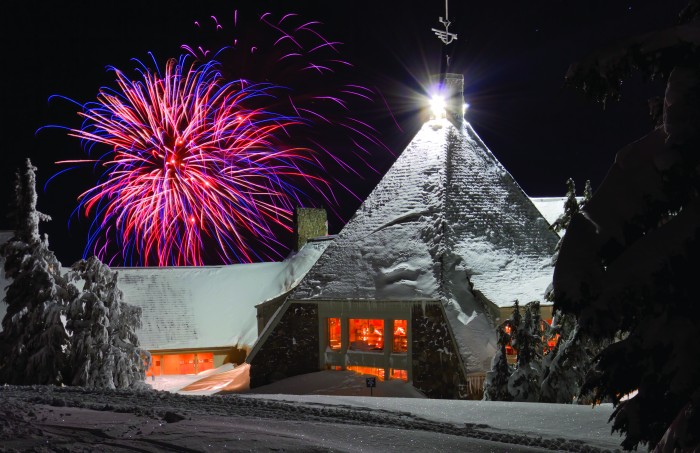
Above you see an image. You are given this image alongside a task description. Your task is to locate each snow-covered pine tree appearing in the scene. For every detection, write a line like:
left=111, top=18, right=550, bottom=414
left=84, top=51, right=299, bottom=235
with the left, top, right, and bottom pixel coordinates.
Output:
left=508, top=301, right=542, bottom=402
left=548, top=178, right=580, bottom=271
left=483, top=324, right=513, bottom=401
left=65, top=256, right=149, bottom=389
left=550, top=178, right=579, bottom=236
left=509, top=299, right=522, bottom=336
left=540, top=321, right=595, bottom=403
left=555, top=2, right=700, bottom=448
left=0, top=159, right=71, bottom=385
left=581, top=180, right=593, bottom=209
left=540, top=178, right=601, bottom=403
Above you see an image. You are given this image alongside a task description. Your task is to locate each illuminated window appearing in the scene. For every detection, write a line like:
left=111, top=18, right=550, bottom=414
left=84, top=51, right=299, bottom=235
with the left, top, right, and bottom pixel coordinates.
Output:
left=390, top=369, right=408, bottom=381
left=544, top=319, right=559, bottom=350
left=392, top=320, right=408, bottom=353
left=347, top=366, right=386, bottom=381
left=345, top=366, right=407, bottom=382
left=328, top=318, right=341, bottom=350
left=348, top=319, right=384, bottom=351
left=503, top=324, right=516, bottom=357
left=196, top=352, right=214, bottom=373
left=146, top=354, right=162, bottom=377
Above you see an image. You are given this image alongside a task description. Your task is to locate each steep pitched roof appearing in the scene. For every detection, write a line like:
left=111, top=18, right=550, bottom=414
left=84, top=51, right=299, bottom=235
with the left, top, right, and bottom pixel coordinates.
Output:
left=289, top=118, right=559, bottom=371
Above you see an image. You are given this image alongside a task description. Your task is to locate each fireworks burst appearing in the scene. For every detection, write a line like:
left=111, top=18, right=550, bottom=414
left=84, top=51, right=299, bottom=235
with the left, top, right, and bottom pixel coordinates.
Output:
left=52, top=8, right=392, bottom=266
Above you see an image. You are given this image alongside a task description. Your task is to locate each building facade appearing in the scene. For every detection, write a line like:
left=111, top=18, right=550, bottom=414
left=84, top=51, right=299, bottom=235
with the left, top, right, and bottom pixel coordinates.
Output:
left=247, top=81, right=560, bottom=398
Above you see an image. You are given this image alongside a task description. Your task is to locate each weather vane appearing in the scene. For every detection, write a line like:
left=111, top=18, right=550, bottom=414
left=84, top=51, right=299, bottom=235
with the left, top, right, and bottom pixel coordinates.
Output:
left=432, top=0, right=458, bottom=47
left=432, top=0, right=458, bottom=80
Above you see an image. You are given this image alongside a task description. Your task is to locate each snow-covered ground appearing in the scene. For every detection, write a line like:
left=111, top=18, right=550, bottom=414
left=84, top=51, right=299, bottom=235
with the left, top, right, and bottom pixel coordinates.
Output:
left=0, top=366, right=624, bottom=452
left=0, top=383, right=622, bottom=452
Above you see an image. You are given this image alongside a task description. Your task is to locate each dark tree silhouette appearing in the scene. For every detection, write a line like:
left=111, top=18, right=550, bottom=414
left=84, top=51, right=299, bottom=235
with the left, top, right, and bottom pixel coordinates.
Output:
left=554, top=2, right=700, bottom=449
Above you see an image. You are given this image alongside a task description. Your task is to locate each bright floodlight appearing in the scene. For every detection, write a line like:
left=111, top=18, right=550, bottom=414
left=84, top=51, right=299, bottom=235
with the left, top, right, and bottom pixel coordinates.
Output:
left=430, top=95, right=446, bottom=118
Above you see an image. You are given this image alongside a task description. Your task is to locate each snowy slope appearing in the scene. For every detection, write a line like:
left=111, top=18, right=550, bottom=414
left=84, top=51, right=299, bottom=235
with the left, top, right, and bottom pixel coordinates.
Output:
left=0, top=384, right=622, bottom=452
left=248, top=394, right=621, bottom=451
left=290, top=119, right=559, bottom=371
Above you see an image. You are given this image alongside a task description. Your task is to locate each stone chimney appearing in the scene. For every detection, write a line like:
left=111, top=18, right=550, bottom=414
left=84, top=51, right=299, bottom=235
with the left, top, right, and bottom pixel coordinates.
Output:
left=444, top=73, right=464, bottom=126
left=293, top=208, right=328, bottom=251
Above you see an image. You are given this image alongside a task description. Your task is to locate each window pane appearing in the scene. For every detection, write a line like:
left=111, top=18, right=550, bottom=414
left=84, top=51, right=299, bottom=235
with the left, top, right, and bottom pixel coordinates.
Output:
left=347, top=366, right=386, bottom=381
left=390, top=369, right=408, bottom=381
left=328, top=318, right=341, bottom=350
left=348, top=319, right=384, bottom=351
left=196, top=352, right=214, bottom=373
left=392, top=320, right=408, bottom=353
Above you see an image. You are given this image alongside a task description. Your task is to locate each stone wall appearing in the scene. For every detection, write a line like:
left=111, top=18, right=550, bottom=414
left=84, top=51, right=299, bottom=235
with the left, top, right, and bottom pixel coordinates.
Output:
left=255, top=292, right=289, bottom=335
left=412, top=303, right=471, bottom=399
left=249, top=303, right=319, bottom=388
left=294, top=208, right=327, bottom=251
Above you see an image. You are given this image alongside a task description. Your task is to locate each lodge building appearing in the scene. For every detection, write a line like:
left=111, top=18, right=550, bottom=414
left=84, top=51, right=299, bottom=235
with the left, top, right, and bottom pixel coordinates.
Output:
left=0, top=75, right=562, bottom=398
left=246, top=74, right=560, bottom=398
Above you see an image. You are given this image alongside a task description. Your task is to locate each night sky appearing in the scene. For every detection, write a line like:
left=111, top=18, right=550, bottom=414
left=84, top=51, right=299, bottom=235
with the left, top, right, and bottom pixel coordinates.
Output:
left=1, top=1, right=686, bottom=265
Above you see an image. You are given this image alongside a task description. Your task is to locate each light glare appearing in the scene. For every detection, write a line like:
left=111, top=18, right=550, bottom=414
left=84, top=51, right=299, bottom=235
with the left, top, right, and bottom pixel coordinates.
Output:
left=430, top=95, right=446, bottom=118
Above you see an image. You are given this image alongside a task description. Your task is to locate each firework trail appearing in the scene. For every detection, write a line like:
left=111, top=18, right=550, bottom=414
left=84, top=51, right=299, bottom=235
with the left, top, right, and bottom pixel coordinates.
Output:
left=181, top=10, right=392, bottom=177
left=52, top=8, right=392, bottom=266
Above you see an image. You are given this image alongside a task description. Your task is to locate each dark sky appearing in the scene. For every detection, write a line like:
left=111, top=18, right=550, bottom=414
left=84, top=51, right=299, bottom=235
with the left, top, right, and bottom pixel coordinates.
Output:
left=1, top=1, right=686, bottom=265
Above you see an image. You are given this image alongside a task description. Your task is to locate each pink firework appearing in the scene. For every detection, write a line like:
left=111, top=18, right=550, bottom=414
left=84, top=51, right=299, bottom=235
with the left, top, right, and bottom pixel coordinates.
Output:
left=53, top=8, right=394, bottom=266
left=60, top=56, right=330, bottom=266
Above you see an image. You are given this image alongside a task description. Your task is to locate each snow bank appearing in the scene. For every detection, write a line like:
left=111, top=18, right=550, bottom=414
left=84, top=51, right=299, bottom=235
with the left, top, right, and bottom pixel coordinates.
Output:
left=5, top=384, right=605, bottom=452
left=247, top=393, right=620, bottom=451
left=246, top=369, right=425, bottom=398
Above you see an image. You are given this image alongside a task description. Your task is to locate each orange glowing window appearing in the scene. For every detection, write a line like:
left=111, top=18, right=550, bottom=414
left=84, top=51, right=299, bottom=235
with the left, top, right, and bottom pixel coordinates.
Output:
left=392, top=319, right=408, bottom=353
left=390, top=369, right=408, bottom=381
left=196, top=352, right=214, bottom=373
left=544, top=319, right=559, bottom=350
left=348, top=319, right=384, bottom=351
left=328, top=318, right=341, bottom=350
left=347, top=366, right=386, bottom=381
left=147, top=352, right=216, bottom=376
left=146, top=354, right=162, bottom=377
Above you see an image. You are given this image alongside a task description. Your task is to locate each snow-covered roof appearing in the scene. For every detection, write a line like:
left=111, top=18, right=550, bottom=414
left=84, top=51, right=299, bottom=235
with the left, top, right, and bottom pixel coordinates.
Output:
left=530, top=197, right=583, bottom=237
left=0, top=234, right=329, bottom=350
left=292, top=120, right=558, bottom=306
left=117, top=240, right=329, bottom=351
left=530, top=197, right=566, bottom=226
left=289, top=119, right=559, bottom=371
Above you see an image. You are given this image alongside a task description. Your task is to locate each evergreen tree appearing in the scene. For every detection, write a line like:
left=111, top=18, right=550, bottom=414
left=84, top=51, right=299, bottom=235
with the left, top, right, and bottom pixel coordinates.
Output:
left=540, top=322, right=596, bottom=403
left=65, top=256, right=149, bottom=389
left=483, top=324, right=513, bottom=401
left=0, top=159, right=71, bottom=385
left=555, top=2, right=700, bottom=448
left=550, top=178, right=579, bottom=235
left=581, top=180, right=593, bottom=209
left=507, top=301, right=542, bottom=402
left=541, top=178, right=601, bottom=403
